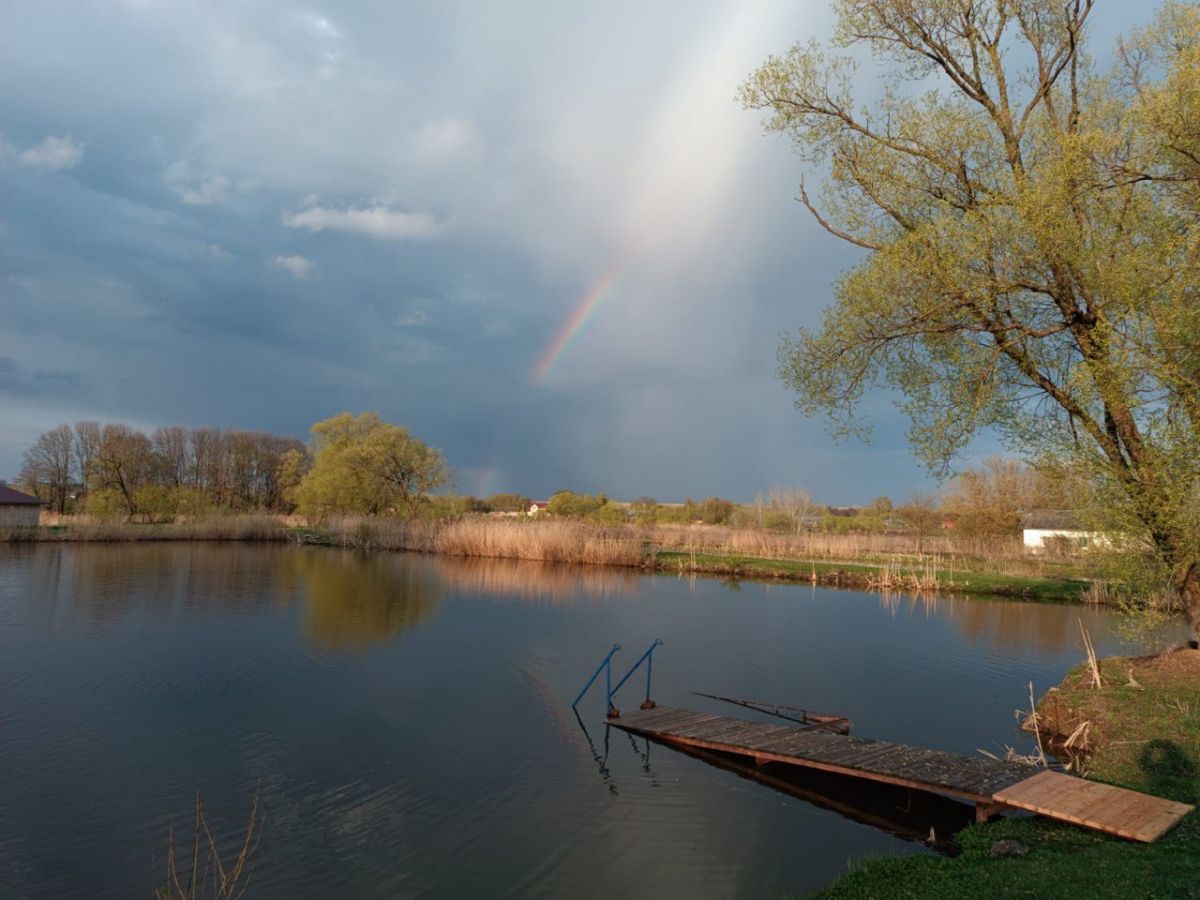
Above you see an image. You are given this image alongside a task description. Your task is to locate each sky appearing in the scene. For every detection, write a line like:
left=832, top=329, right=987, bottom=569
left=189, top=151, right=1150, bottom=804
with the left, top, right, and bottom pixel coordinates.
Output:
left=0, top=1, right=1157, bottom=503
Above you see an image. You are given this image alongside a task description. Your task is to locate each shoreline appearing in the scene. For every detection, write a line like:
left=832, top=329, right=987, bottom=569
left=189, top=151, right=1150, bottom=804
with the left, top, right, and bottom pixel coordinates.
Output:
left=2, top=517, right=1095, bottom=605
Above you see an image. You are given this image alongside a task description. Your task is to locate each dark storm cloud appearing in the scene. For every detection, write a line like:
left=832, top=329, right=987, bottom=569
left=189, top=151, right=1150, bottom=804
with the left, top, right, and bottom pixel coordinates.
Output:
left=0, top=1, right=1158, bottom=501
left=0, top=357, right=85, bottom=397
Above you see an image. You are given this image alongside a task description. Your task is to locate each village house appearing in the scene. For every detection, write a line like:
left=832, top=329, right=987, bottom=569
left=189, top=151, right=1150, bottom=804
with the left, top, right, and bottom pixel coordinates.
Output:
left=528, top=501, right=550, bottom=516
left=0, top=485, right=44, bottom=527
left=1021, top=510, right=1107, bottom=553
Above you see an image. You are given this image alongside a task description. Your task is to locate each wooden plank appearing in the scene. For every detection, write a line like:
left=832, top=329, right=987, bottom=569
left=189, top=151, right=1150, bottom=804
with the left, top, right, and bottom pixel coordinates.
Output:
left=995, top=771, right=1193, bottom=842
left=699, top=721, right=765, bottom=744
left=1137, top=803, right=1197, bottom=843
left=814, top=743, right=909, bottom=772
left=993, top=770, right=1077, bottom=807
left=618, top=709, right=688, bottom=731
left=728, top=724, right=798, bottom=747
left=667, top=715, right=732, bottom=739
left=643, top=715, right=715, bottom=734
left=1118, top=795, right=1193, bottom=841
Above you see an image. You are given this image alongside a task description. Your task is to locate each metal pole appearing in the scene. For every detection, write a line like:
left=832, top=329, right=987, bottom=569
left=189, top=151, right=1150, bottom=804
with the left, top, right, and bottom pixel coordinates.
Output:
left=571, top=643, right=621, bottom=709
left=645, top=646, right=654, bottom=702
left=610, top=638, right=663, bottom=697
left=605, top=655, right=614, bottom=715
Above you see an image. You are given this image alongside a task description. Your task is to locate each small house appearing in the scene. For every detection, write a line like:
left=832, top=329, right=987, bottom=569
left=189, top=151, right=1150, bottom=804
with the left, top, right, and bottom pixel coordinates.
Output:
left=1021, top=510, right=1106, bottom=553
left=0, top=485, right=44, bottom=527
left=528, top=501, right=550, bottom=516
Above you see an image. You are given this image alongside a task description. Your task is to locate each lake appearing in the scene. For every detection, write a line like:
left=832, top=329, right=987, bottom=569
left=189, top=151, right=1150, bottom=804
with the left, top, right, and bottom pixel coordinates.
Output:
left=0, top=543, right=1181, bottom=898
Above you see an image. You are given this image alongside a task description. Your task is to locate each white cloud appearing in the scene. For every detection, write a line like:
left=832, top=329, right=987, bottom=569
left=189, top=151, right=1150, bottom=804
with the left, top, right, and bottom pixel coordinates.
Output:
left=1, top=135, right=85, bottom=171
left=164, top=160, right=231, bottom=205
left=282, top=204, right=440, bottom=240
left=412, top=118, right=477, bottom=163
left=269, top=254, right=314, bottom=279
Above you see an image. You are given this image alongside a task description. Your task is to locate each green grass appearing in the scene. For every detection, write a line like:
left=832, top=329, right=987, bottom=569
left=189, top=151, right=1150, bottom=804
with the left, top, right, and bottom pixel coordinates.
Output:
left=817, top=651, right=1200, bottom=898
left=652, top=551, right=1090, bottom=603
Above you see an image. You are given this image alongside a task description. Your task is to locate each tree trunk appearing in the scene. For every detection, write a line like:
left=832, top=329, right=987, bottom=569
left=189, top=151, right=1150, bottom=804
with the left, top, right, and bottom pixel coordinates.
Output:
left=1178, top=562, right=1200, bottom=645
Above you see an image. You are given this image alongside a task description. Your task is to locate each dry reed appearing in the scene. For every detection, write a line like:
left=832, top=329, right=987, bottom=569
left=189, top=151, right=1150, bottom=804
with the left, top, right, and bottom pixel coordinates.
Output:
left=156, top=789, right=260, bottom=900
left=1, top=516, right=287, bottom=544
left=322, top=517, right=645, bottom=567
left=1079, top=619, right=1104, bottom=688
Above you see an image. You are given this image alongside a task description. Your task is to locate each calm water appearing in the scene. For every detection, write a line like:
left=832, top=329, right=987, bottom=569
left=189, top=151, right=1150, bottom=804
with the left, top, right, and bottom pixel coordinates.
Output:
left=0, top=543, right=1181, bottom=898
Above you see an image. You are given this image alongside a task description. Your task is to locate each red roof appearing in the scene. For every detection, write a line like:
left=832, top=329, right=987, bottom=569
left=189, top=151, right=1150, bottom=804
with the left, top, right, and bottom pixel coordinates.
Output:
left=0, top=486, right=44, bottom=505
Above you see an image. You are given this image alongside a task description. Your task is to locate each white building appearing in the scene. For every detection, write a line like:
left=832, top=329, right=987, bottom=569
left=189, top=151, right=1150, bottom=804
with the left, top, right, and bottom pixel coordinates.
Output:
left=1021, top=511, right=1107, bottom=553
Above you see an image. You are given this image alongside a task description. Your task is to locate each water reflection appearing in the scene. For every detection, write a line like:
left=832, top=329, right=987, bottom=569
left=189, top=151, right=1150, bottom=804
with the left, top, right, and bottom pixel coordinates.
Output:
left=11, top=544, right=1162, bottom=661
left=655, top=740, right=972, bottom=853
left=574, top=709, right=617, bottom=795
left=290, top=550, right=441, bottom=651
left=13, top=543, right=299, bottom=623
left=3, top=544, right=441, bottom=652
left=430, top=554, right=639, bottom=603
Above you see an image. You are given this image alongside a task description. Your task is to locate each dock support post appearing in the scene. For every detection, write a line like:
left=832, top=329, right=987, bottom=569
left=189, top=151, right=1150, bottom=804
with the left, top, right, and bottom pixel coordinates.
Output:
left=975, top=801, right=1006, bottom=823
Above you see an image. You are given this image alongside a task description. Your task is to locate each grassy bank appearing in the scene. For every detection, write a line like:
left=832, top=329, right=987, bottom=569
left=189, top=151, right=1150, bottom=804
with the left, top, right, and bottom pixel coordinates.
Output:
left=651, top=551, right=1091, bottom=603
left=3, top=515, right=1095, bottom=603
left=818, top=648, right=1200, bottom=898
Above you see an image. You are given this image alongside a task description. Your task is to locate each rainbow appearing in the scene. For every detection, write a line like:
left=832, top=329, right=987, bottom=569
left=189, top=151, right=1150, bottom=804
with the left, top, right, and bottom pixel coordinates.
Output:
left=530, top=267, right=621, bottom=383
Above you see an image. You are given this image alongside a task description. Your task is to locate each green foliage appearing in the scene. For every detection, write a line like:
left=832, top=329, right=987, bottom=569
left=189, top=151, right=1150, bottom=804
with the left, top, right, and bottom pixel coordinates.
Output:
left=760, top=510, right=796, bottom=533
left=653, top=505, right=692, bottom=525
left=276, top=448, right=307, bottom=512
left=292, top=412, right=450, bottom=520
left=547, top=490, right=608, bottom=518
left=691, top=497, right=736, bottom=525
left=743, top=0, right=1200, bottom=631
left=866, top=495, right=893, bottom=516
left=588, top=503, right=630, bottom=525
left=943, top=458, right=1048, bottom=537
left=486, top=492, right=532, bottom=513
left=84, top=487, right=128, bottom=520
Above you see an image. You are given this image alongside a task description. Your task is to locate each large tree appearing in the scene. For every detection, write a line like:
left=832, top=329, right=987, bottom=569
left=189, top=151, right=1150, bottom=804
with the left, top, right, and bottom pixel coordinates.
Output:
left=741, top=1, right=1200, bottom=632
left=292, top=412, right=450, bottom=518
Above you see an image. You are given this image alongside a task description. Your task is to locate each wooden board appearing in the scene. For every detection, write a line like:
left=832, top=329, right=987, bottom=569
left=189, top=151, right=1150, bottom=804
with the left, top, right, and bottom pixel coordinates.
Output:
left=994, top=770, right=1193, bottom=843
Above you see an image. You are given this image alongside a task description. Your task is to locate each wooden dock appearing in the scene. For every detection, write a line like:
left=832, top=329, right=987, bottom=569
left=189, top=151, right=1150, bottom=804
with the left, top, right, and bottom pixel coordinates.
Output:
left=610, top=706, right=1193, bottom=843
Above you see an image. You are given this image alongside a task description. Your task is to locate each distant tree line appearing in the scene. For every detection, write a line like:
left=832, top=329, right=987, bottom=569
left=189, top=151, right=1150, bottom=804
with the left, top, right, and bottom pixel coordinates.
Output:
left=18, top=412, right=454, bottom=523
left=19, top=422, right=305, bottom=517
left=19, top=418, right=1062, bottom=540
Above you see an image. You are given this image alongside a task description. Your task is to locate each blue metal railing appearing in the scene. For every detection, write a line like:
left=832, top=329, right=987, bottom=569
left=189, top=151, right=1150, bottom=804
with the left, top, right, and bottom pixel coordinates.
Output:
left=572, top=639, right=662, bottom=718
left=571, top=643, right=621, bottom=716
left=610, top=639, right=663, bottom=710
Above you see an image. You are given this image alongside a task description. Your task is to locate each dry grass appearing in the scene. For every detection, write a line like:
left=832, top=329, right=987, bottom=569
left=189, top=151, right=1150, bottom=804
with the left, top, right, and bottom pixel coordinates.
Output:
left=1, top=516, right=287, bottom=543
left=323, top=516, right=645, bottom=567
left=1080, top=618, right=1104, bottom=688
left=156, top=789, right=260, bottom=900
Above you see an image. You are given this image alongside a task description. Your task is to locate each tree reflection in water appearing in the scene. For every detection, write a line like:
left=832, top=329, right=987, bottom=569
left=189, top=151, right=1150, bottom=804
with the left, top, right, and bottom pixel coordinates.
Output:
left=292, top=549, right=442, bottom=651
